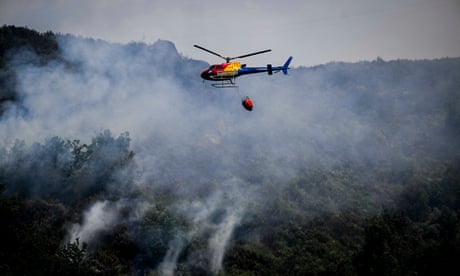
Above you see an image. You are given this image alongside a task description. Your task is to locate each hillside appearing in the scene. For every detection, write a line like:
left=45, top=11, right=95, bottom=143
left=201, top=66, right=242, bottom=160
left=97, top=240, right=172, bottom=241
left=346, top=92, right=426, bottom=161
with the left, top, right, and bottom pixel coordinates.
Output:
left=1, top=25, right=460, bottom=275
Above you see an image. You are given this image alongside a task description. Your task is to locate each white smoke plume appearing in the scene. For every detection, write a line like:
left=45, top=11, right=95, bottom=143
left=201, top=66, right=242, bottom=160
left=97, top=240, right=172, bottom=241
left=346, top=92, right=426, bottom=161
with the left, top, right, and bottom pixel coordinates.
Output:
left=68, top=199, right=151, bottom=250
left=208, top=206, right=243, bottom=272
left=157, top=178, right=249, bottom=274
left=69, top=200, right=119, bottom=245
left=158, top=235, right=186, bottom=276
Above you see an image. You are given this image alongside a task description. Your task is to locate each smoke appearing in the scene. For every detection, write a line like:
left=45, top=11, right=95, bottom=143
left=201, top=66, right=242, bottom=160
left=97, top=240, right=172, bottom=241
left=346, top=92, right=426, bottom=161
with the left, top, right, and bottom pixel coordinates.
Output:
left=1, top=33, right=458, bottom=273
left=67, top=198, right=152, bottom=251
left=158, top=235, right=186, bottom=276
left=158, top=178, right=249, bottom=274
left=69, top=200, right=119, bottom=246
left=208, top=205, right=243, bottom=272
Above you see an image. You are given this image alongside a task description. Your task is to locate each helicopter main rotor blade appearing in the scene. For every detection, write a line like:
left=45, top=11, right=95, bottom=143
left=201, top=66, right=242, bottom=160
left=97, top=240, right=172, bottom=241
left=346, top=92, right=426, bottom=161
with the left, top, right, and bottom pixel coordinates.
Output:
left=194, top=44, right=227, bottom=61
left=231, top=49, right=272, bottom=60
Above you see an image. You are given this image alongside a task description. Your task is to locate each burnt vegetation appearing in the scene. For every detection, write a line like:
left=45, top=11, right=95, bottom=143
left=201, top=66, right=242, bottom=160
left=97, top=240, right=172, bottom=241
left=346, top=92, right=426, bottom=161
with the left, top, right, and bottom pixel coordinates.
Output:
left=1, top=25, right=460, bottom=275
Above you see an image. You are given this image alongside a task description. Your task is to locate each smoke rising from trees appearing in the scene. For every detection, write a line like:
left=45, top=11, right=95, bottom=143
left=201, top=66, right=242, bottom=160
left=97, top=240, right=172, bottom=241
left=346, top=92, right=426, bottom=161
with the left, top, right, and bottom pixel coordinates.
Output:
left=1, top=28, right=459, bottom=274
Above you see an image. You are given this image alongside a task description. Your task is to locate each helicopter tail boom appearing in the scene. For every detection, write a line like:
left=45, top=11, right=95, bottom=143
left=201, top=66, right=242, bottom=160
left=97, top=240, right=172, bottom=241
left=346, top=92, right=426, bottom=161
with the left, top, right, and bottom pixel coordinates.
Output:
left=235, top=56, right=293, bottom=77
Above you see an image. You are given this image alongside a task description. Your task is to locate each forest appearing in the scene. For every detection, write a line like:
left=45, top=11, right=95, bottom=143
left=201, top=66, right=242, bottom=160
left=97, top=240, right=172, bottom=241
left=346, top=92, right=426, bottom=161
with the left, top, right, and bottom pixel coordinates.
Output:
left=1, top=25, right=460, bottom=275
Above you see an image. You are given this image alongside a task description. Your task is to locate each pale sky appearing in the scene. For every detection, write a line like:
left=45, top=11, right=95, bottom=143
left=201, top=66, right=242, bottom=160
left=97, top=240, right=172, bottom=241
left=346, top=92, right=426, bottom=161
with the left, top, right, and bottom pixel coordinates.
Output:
left=1, top=0, right=460, bottom=66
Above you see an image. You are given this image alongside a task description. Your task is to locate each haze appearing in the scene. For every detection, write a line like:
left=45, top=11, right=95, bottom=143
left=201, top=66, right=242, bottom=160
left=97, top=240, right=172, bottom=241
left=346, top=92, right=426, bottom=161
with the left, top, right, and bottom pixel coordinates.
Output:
left=1, top=0, right=459, bottom=66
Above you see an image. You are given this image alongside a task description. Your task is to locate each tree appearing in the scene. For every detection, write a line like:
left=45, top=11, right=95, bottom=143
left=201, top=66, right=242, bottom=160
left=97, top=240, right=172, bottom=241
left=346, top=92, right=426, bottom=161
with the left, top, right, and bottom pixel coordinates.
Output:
left=356, top=216, right=401, bottom=276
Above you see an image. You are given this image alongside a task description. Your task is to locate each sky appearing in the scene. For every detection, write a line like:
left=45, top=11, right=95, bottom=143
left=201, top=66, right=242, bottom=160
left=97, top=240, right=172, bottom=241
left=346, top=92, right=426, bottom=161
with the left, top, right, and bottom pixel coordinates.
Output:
left=1, top=0, right=460, bottom=66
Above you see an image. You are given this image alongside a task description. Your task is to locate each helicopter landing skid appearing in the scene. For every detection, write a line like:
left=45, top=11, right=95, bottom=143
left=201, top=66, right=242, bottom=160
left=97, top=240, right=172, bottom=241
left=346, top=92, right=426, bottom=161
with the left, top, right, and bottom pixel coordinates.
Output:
left=211, top=79, right=237, bottom=88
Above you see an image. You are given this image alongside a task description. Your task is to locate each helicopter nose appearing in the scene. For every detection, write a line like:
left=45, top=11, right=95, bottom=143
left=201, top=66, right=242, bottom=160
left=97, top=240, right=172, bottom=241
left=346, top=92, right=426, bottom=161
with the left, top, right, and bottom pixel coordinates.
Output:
left=201, top=70, right=211, bottom=80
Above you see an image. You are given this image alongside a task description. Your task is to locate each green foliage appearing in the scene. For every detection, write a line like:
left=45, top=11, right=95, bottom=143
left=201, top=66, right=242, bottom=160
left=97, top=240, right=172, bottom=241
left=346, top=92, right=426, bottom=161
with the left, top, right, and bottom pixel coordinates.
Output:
left=55, top=239, right=95, bottom=275
left=0, top=190, right=71, bottom=275
left=356, top=216, right=402, bottom=275
left=0, top=25, right=58, bottom=64
left=0, top=130, right=135, bottom=204
left=0, top=25, right=60, bottom=114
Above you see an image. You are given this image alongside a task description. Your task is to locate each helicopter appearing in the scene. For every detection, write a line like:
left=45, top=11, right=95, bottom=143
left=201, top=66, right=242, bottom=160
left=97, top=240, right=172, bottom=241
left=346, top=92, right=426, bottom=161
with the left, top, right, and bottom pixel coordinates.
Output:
left=194, top=45, right=293, bottom=111
left=194, top=45, right=292, bottom=88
